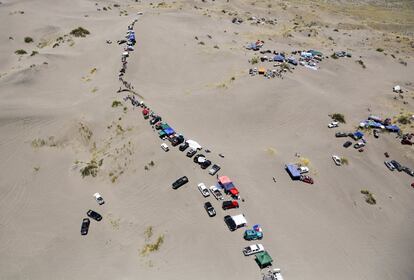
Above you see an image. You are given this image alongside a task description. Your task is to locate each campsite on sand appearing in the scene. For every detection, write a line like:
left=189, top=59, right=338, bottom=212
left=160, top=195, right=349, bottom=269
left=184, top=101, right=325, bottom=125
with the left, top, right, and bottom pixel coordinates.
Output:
left=0, top=0, right=413, bottom=279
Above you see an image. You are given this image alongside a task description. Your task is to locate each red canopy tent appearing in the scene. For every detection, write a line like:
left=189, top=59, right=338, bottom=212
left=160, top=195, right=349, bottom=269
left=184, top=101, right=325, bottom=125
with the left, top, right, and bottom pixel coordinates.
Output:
left=218, top=176, right=232, bottom=185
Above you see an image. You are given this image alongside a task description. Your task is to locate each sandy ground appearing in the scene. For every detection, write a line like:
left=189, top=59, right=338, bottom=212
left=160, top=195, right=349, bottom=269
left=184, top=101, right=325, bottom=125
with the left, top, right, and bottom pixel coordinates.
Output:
left=0, top=0, right=414, bottom=279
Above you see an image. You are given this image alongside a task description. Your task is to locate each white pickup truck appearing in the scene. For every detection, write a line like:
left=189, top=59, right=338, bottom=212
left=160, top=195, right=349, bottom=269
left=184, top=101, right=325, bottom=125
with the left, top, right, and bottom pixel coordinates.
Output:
left=209, top=185, right=223, bottom=200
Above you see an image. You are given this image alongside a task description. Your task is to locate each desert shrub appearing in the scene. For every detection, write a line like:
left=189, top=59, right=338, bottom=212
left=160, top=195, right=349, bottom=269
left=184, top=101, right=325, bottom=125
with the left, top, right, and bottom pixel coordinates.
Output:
left=330, top=53, right=338, bottom=59
left=148, top=160, right=155, bottom=167
left=70, top=27, right=90, bottom=37
left=80, top=159, right=102, bottom=178
left=112, top=100, right=122, bottom=107
left=198, top=41, right=205, bottom=45
left=376, top=48, right=384, bottom=52
left=341, top=157, right=348, bottom=165
left=397, top=115, right=411, bottom=124
left=213, top=45, right=219, bottom=49
left=141, top=234, right=164, bottom=255
left=144, top=226, right=153, bottom=240
left=24, top=37, right=33, bottom=43
left=15, top=49, right=27, bottom=55
left=230, top=76, right=235, bottom=81
left=250, top=56, right=259, bottom=64
left=361, top=190, right=376, bottom=205
left=30, top=51, right=38, bottom=56
left=114, top=3, right=120, bottom=7
left=330, top=113, right=346, bottom=123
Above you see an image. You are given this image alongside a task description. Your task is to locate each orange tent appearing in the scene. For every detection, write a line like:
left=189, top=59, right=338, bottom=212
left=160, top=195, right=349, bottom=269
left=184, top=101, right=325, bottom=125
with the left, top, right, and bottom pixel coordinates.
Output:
left=258, top=67, right=266, bottom=75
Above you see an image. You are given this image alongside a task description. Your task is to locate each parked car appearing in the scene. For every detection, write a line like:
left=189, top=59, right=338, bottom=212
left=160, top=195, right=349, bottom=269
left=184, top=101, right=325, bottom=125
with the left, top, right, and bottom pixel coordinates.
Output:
left=161, top=143, right=169, bottom=152
left=354, top=142, right=365, bottom=149
left=172, top=176, right=189, bottom=189
left=208, top=164, right=221, bottom=176
left=87, top=210, right=102, bottom=221
left=402, top=167, right=414, bottom=177
left=222, top=200, right=239, bottom=210
left=300, top=175, right=314, bottom=184
left=198, top=183, right=210, bottom=197
left=384, top=161, right=395, bottom=171
left=328, top=121, right=339, bottom=128
left=186, top=149, right=196, bottom=158
left=200, top=160, right=212, bottom=169
left=81, top=218, right=90, bottom=235
left=343, top=141, right=352, bottom=148
left=171, top=135, right=184, bottom=146
left=401, top=139, right=413, bottom=145
left=332, top=155, right=342, bottom=166
left=209, top=185, right=224, bottom=200
left=373, top=129, right=379, bottom=138
left=244, top=229, right=263, bottom=240
left=204, top=202, right=216, bottom=217
left=335, top=132, right=348, bottom=137
left=243, top=244, right=265, bottom=256
left=179, top=142, right=189, bottom=151
left=93, top=193, right=105, bottom=205
left=391, top=160, right=403, bottom=172
left=150, top=116, right=161, bottom=125
left=224, top=215, right=237, bottom=231
left=298, top=166, right=309, bottom=174
left=193, top=154, right=205, bottom=164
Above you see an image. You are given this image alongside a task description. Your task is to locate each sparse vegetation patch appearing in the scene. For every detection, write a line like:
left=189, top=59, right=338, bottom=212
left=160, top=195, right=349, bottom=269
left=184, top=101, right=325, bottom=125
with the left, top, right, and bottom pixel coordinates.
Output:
left=70, top=27, right=90, bottom=38
left=361, top=190, right=376, bottom=205
left=330, top=113, right=346, bottom=123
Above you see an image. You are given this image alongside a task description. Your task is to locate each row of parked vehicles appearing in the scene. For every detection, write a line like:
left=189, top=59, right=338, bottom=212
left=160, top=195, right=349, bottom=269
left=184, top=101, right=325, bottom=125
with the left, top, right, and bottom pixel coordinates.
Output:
left=384, top=160, right=414, bottom=176
left=81, top=193, right=105, bottom=235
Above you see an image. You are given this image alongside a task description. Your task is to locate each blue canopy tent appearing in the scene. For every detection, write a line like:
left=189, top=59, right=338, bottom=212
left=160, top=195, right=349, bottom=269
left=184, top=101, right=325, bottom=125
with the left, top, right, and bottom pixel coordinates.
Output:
left=164, top=127, right=175, bottom=135
left=286, top=164, right=301, bottom=180
left=223, top=182, right=236, bottom=192
left=353, top=131, right=364, bottom=140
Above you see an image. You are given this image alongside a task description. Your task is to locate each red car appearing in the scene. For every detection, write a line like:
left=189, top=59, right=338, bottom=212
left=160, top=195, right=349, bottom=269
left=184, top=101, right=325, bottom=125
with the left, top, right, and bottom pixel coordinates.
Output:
left=411, top=182, right=414, bottom=188
left=300, top=175, right=314, bottom=184
left=222, top=200, right=239, bottom=210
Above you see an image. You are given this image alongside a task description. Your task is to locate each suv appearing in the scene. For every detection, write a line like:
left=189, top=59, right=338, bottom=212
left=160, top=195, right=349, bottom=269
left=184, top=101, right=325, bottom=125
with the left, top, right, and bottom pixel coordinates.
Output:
left=171, top=135, right=184, bottom=147
left=335, top=132, right=348, bottom=137
left=204, top=202, right=216, bottom=217
left=150, top=116, right=161, bottom=125
left=186, top=149, right=196, bottom=158
left=343, top=141, right=352, bottom=148
left=200, top=160, right=212, bottom=169
left=208, top=164, right=221, bottom=176
left=224, top=215, right=237, bottom=231
left=161, top=143, right=169, bottom=152
left=198, top=183, right=210, bottom=197
left=354, top=142, right=365, bottom=149
left=384, top=161, right=395, bottom=171
left=172, top=176, right=189, bottom=189
left=87, top=210, right=102, bottom=221
left=222, top=200, right=239, bottom=210
left=93, top=193, right=105, bottom=205
left=390, top=160, right=403, bottom=172
left=81, top=218, right=90, bottom=235
left=179, top=142, right=189, bottom=151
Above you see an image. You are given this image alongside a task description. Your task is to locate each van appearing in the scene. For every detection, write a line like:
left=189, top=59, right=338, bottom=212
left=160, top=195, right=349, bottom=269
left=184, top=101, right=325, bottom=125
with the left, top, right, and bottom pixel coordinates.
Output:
left=161, top=143, right=169, bottom=152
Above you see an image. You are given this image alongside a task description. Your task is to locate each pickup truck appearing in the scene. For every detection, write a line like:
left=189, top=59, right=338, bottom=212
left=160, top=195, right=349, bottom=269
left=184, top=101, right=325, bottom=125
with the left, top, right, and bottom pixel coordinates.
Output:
left=209, top=185, right=223, bottom=200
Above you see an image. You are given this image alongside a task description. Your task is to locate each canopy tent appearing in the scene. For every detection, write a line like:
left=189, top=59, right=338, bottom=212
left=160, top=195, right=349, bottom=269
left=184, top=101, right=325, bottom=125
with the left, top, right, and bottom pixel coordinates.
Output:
left=186, top=140, right=201, bottom=150
left=308, top=50, right=323, bottom=56
left=164, top=127, right=175, bottom=135
left=158, top=131, right=167, bottom=138
left=286, top=164, right=301, bottom=180
left=232, top=214, right=247, bottom=226
left=258, top=67, right=266, bottom=74
left=218, top=176, right=232, bottom=185
left=255, top=251, right=273, bottom=268
left=353, top=131, right=364, bottom=140
left=222, top=182, right=235, bottom=191
left=142, top=108, right=149, bottom=115
left=161, top=123, right=170, bottom=130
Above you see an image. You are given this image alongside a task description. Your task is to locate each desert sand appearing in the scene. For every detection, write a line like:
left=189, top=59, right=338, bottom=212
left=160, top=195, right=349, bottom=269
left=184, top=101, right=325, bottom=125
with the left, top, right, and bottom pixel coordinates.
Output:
left=0, top=0, right=414, bottom=279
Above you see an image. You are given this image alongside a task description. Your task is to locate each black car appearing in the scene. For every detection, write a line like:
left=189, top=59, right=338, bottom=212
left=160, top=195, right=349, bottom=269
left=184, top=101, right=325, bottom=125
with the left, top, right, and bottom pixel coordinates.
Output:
left=193, top=154, right=205, bottom=164
left=209, top=164, right=221, bottom=176
left=343, top=141, right=352, bottom=148
left=186, top=149, right=196, bottom=158
left=224, top=215, right=236, bottom=231
left=81, top=218, right=90, bottom=235
left=204, top=202, right=216, bottom=217
left=391, top=160, right=403, bottom=172
left=200, top=160, right=212, bottom=169
left=179, top=142, right=189, bottom=151
left=87, top=210, right=102, bottom=221
left=335, top=132, right=348, bottom=138
left=149, top=116, right=161, bottom=125
left=222, top=200, right=239, bottom=210
left=171, top=135, right=184, bottom=147
left=172, top=176, right=189, bottom=189
left=402, top=167, right=414, bottom=177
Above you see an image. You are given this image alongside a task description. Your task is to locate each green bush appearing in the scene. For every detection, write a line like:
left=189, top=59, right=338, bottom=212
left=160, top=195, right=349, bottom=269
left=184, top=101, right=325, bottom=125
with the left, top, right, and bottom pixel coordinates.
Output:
left=24, top=37, right=33, bottom=43
left=70, top=27, right=90, bottom=37
left=330, top=113, right=346, bottom=123
left=15, top=49, right=27, bottom=55
left=376, top=48, right=384, bottom=52
left=250, top=56, right=259, bottom=64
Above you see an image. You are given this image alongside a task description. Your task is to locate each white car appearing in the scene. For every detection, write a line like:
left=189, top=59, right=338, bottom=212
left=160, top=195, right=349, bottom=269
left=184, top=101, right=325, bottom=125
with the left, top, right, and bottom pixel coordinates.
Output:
left=198, top=183, right=210, bottom=197
left=161, top=143, right=169, bottom=152
left=298, top=166, right=309, bottom=174
left=332, top=155, right=342, bottom=166
left=93, top=193, right=105, bottom=205
left=209, top=185, right=223, bottom=200
left=328, top=121, right=339, bottom=128
left=243, top=244, right=265, bottom=256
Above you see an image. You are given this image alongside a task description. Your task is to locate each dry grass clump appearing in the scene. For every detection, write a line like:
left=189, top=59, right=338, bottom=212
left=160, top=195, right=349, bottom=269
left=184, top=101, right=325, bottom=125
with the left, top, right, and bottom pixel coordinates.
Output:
left=15, top=49, right=27, bottom=55
left=112, top=100, right=122, bottom=108
left=341, top=157, right=349, bottom=165
left=299, top=157, right=310, bottom=166
left=361, top=190, right=376, bottom=205
left=141, top=234, right=164, bottom=256
left=330, top=113, right=346, bottom=123
left=31, top=136, right=57, bottom=148
left=79, top=159, right=103, bottom=178
left=70, top=27, right=90, bottom=37
left=24, top=37, right=33, bottom=43
left=356, top=59, right=366, bottom=69
left=250, top=56, right=259, bottom=64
